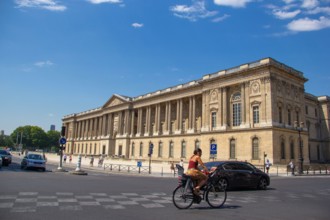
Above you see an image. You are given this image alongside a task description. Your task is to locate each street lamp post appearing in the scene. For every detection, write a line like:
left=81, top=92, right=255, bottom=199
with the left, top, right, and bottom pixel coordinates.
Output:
left=294, top=121, right=304, bottom=174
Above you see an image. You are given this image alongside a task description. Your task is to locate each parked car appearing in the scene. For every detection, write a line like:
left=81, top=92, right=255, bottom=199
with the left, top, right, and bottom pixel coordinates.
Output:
left=202, top=161, right=270, bottom=190
left=0, top=149, right=12, bottom=166
left=0, top=156, right=2, bottom=169
left=21, top=153, right=46, bottom=171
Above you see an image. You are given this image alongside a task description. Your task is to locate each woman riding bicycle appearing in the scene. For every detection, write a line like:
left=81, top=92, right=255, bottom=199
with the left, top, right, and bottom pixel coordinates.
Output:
left=186, top=148, right=209, bottom=194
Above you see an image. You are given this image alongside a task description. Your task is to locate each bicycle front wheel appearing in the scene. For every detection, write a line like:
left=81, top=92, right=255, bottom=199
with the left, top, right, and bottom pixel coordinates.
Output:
left=172, top=185, right=194, bottom=209
left=206, top=185, right=227, bottom=208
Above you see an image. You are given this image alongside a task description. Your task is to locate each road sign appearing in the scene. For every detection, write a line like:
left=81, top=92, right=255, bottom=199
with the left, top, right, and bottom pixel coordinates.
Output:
left=210, top=144, right=217, bottom=155
left=137, top=161, right=142, bottom=167
left=59, top=137, right=67, bottom=145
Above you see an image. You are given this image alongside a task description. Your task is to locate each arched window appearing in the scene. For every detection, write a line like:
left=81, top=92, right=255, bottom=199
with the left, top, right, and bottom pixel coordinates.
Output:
left=252, top=138, right=259, bottom=160
left=290, top=141, right=294, bottom=159
left=279, top=107, right=283, bottom=123
left=211, top=112, right=217, bottom=129
left=195, top=140, right=200, bottom=150
left=169, top=141, right=174, bottom=158
left=139, top=142, right=143, bottom=157
left=181, top=141, right=186, bottom=158
left=232, top=92, right=242, bottom=127
left=158, top=142, right=163, bottom=158
left=230, top=139, right=236, bottom=159
left=131, top=142, right=135, bottom=157
left=253, top=106, right=259, bottom=124
left=288, top=109, right=291, bottom=126
left=281, top=139, right=285, bottom=159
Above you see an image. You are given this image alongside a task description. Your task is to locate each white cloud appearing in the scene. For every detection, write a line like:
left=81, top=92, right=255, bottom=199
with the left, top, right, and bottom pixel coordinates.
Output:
left=15, top=0, right=67, bottom=11
left=287, top=16, right=330, bottom=31
left=273, top=9, right=301, bottom=19
left=282, top=0, right=296, bottom=3
left=34, top=60, right=54, bottom=67
left=301, top=0, right=319, bottom=9
left=170, top=0, right=218, bottom=22
left=87, top=0, right=123, bottom=4
left=306, top=6, right=330, bottom=14
left=212, top=14, right=230, bottom=22
left=214, top=0, right=253, bottom=8
left=132, top=23, right=144, bottom=28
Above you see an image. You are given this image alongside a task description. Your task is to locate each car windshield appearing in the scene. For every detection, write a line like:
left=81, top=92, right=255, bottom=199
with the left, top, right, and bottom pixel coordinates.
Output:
left=27, top=154, right=43, bottom=160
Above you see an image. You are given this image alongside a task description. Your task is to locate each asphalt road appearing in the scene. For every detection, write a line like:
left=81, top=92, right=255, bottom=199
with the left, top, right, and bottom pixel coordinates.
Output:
left=1, top=157, right=330, bottom=220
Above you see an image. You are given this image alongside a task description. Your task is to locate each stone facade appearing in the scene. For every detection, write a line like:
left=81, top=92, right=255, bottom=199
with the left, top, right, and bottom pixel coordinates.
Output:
left=62, top=58, right=330, bottom=165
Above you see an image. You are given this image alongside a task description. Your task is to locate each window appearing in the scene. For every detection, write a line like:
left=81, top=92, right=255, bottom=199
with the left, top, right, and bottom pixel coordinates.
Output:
left=195, top=140, right=200, bottom=150
left=211, top=112, right=217, bottom=129
left=281, top=140, right=285, bottom=159
left=131, top=143, right=135, bottom=156
left=305, top=105, right=308, bottom=115
left=290, top=141, right=294, bottom=159
left=253, top=106, right=259, bottom=124
left=279, top=107, right=282, bottom=123
left=233, top=103, right=241, bottom=126
left=230, top=139, right=235, bottom=159
left=232, top=93, right=241, bottom=127
left=252, top=138, right=259, bottom=160
left=317, top=145, right=321, bottom=161
left=315, top=108, right=318, bottom=117
left=288, top=109, right=291, bottom=126
left=181, top=141, right=186, bottom=158
left=139, top=143, right=143, bottom=157
left=169, top=141, right=174, bottom=158
left=296, top=111, right=300, bottom=124
left=158, top=142, right=163, bottom=158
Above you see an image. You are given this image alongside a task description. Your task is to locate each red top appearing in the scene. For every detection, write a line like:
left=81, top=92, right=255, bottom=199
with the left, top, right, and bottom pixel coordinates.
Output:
left=188, top=159, right=198, bottom=169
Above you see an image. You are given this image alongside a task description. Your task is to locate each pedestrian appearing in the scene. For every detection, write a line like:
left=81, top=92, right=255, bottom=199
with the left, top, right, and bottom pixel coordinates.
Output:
left=98, top=155, right=103, bottom=167
left=63, top=154, right=67, bottom=163
left=289, top=160, right=295, bottom=175
left=179, top=159, right=184, bottom=168
left=69, top=154, right=72, bottom=163
left=265, top=159, right=271, bottom=174
left=90, top=156, right=94, bottom=167
left=170, top=161, right=175, bottom=174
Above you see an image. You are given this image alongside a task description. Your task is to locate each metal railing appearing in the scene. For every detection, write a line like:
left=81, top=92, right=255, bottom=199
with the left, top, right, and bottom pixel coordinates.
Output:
left=103, top=163, right=149, bottom=174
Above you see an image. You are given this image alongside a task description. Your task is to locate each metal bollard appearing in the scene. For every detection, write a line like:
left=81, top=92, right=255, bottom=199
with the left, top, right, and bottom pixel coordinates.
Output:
left=75, top=155, right=82, bottom=172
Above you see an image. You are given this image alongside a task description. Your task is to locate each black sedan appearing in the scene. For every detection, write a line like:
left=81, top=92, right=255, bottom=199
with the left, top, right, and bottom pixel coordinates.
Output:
left=0, top=149, right=12, bottom=166
left=204, top=161, right=270, bottom=190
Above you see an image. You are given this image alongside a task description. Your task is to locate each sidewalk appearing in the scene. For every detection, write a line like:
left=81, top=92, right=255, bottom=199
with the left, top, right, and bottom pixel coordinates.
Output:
left=44, top=153, right=178, bottom=178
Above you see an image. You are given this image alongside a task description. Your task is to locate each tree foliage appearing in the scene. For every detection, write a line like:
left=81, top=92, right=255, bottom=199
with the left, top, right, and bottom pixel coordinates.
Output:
left=0, top=134, right=14, bottom=148
left=10, top=126, right=60, bottom=151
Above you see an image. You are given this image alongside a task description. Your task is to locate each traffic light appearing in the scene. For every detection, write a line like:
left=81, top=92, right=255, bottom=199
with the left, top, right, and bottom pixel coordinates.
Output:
left=61, top=126, right=66, bottom=137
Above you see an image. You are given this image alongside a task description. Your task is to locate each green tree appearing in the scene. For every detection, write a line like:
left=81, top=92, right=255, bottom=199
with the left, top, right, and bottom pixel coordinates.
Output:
left=0, top=134, right=14, bottom=148
left=11, top=126, right=48, bottom=150
left=47, top=130, right=60, bottom=151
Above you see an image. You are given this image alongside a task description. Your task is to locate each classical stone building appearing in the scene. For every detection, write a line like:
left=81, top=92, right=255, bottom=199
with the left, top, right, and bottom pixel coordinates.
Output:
left=62, top=58, right=330, bottom=165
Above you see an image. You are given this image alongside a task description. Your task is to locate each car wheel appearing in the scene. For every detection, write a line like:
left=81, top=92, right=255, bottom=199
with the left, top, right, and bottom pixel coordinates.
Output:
left=218, top=178, right=228, bottom=190
left=257, top=178, right=268, bottom=190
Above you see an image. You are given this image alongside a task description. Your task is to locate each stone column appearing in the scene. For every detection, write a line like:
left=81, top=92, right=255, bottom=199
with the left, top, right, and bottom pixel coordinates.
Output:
left=155, top=104, right=161, bottom=135
left=188, top=96, right=196, bottom=133
left=175, top=99, right=182, bottom=134
left=201, top=91, right=210, bottom=132
left=241, top=83, right=246, bottom=127
left=136, top=108, right=142, bottom=137
left=108, top=113, right=113, bottom=138
left=130, top=110, right=135, bottom=137
left=222, top=87, right=228, bottom=129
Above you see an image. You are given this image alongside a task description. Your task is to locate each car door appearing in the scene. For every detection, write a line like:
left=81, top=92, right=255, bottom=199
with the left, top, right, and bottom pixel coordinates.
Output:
left=239, top=163, right=259, bottom=187
left=223, top=162, right=242, bottom=188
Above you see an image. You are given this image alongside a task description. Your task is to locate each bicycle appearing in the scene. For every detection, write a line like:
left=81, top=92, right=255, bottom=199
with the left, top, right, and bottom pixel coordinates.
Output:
left=172, top=164, right=227, bottom=209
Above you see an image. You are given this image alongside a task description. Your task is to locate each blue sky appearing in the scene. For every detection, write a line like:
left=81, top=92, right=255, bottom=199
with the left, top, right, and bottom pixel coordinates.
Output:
left=1, top=0, right=330, bottom=135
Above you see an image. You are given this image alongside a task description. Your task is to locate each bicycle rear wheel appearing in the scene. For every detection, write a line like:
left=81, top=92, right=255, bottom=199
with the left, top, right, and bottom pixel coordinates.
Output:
left=172, top=185, right=194, bottom=209
left=206, top=185, right=227, bottom=208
